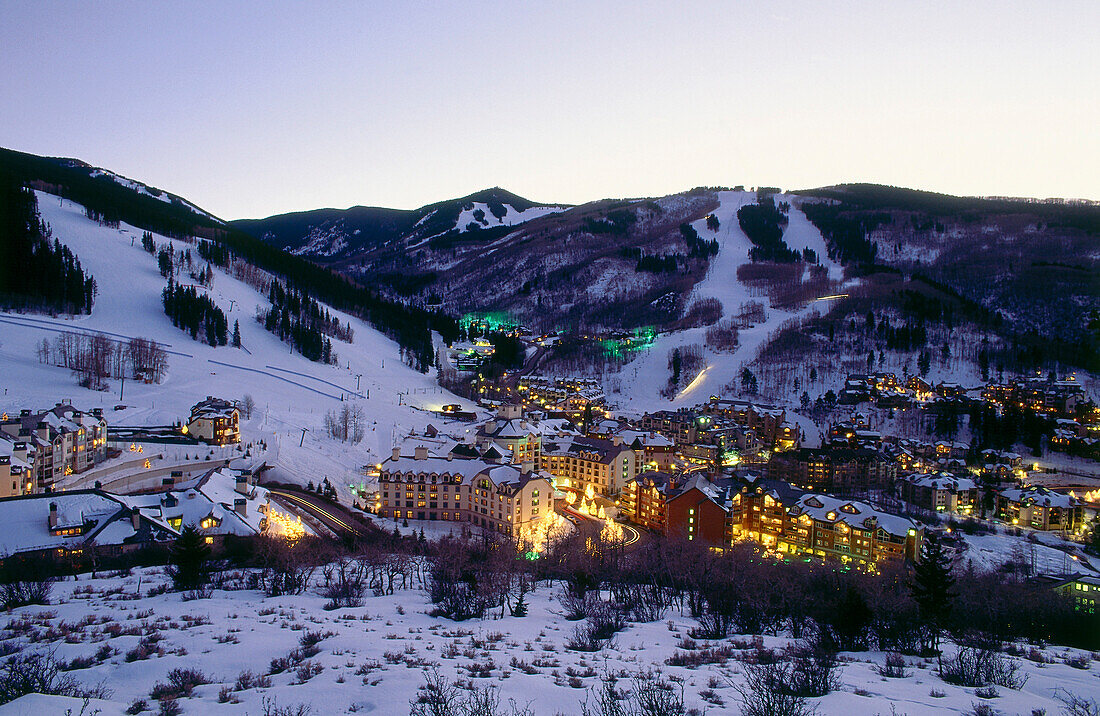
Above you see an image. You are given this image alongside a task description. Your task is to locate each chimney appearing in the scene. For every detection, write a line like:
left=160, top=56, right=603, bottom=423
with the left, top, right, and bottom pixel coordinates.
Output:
left=484, top=420, right=498, bottom=434
left=414, top=446, right=428, bottom=461
left=234, top=498, right=247, bottom=517
left=391, top=447, right=401, bottom=461
left=131, top=507, right=141, bottom=530
left=162, top=477, right=175, bottom=488
left=235, top=473, right=251, bottom=495
left=521, top=459, right=535, bottom=474
left=48, top=502, right=58, bottom=529
left=612, top=436, right=623, bottom=446
left=446, top=453, right=453, bottom=461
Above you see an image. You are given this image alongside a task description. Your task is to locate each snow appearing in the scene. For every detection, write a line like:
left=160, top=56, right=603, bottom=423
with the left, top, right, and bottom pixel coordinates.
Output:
left=606, top=191, right=851, bottom=413
left=0, top=565, right=1095, bottom=715
left=0, top=191, right=482, bottom=503
left=959, top=531, right=1094, bottom=576
left=88, top=168, right=222, bottom=223
left=454, top=202, right=566, bottom=233
left=289, top=221, right=349, bottom=257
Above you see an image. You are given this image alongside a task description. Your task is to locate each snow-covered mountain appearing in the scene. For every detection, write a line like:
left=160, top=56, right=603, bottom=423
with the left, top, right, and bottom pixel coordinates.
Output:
left=0, top=190, right=480, bottom=500
left=232, top=187, right=569, bottom=262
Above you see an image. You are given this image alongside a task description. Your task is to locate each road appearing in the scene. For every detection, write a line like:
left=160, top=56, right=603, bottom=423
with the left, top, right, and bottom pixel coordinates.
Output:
left=266, top=487, right=374, bottom=539
left=561, top=505, right=642, bottom=549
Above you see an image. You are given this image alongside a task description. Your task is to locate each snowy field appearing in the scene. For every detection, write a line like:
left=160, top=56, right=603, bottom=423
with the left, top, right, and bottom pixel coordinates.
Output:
left=0, top=192, right=479, bottom=501
left=0, top=567, right=1097, bottom=715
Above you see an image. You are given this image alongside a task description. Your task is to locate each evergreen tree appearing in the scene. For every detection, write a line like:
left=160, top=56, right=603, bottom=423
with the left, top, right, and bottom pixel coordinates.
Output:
left=918, top=350, right=931, bottom=376
left=513, top=590, right=529, bottom=617
left=910, top=532, right=956, bottom=653
left=232, top=320, right=241, bottom=348
left=167, top=524, right=212, bottom=592
left=1087, top=518, right=1100, bottom=556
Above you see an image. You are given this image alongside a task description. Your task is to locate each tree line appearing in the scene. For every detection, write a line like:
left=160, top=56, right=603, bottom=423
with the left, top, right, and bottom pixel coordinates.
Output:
left=0, top=176, right=95, bottom=314
left=260, top=280, right=351, bottom=364
left=800, top=201, right=886, bottom=265
left=162, top=280, right=229, bottom=347
left=737, top=196, right=801, bottom=263
left=38, top=333, right=168, bottom=389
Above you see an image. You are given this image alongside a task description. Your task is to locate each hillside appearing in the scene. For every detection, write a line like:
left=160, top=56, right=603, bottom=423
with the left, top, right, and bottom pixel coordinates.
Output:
left=0, top=190, right=478, bottom=498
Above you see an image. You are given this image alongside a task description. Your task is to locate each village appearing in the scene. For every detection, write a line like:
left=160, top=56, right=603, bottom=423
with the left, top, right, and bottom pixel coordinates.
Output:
left=2, top=361, right=1098, bottom=626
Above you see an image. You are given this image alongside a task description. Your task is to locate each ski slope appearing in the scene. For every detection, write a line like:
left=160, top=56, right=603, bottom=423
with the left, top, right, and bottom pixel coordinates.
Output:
left=0, top=192, right=480, bottom=496
left=608, top=191, right=850, bottom=413
left=454, top=201, right=567, bottom=233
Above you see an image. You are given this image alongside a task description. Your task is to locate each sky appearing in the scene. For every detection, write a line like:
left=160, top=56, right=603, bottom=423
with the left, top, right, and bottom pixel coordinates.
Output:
left=1, top=1, right=1097, bottom=219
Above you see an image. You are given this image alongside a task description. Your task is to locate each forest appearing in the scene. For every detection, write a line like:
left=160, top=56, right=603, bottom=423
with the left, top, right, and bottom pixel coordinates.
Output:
left=737, top=197, right=800, bottom=263
left=0, top=175, right=96, bottom=314
left=161, top=280, right=229, bottom=347
left=259, top=280, right=352, bottom=364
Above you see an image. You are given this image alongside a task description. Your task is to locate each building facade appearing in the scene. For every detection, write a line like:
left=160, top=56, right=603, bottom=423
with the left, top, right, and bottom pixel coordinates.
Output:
left=1, top=403, right=108, bottom=492
left=186, top=397, right=240, bottom=445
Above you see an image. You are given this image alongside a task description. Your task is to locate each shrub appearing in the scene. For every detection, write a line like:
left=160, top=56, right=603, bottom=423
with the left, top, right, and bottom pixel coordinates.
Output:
left=579, top=670, right=686, bottom=716
left=0, top=555, right=58, bottom=610
left=149, top=668, right=209, bottom=700
left=235, top=669, right=272, bottom=691
left=260, top=697, right=313, bottom=716
left=730, top=661, right=812, bottom=716
left=939, top=641, right=1026, bottom=689
left=319, top=559, right=365, bottom=609
left=126, top=699, right=149, bottom=714
left=1055, top=688, right=1100, bottom=716
left=0, top=650, right=110, bottom=705
left=785, top=638, right=842, bottom=697
left=877, top=652, right=910, bottom=678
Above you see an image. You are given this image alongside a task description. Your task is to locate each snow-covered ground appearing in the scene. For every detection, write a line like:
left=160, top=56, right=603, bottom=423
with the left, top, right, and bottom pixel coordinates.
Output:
left=960, top=530, right=1095, bottom=576
left=0, top=192, right=480, bottom=501
left=454, top=202, right=567, bottom=233
left=0, top=567, right=1096, bottom=715
left=606, top=191, right=850, bottom=413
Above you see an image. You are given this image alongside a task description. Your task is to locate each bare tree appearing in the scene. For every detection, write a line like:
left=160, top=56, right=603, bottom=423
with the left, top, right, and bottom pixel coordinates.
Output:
left=241, top=394, right=256, bottom=420
left=324, top=403, right=364, bottom=443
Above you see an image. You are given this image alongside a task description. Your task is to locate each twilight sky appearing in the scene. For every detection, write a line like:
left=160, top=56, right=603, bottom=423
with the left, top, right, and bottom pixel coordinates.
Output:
left=2, top=1, right=1097, bottom=219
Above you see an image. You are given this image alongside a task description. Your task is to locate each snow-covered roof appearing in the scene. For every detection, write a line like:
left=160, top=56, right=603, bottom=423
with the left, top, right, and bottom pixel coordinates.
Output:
left=0, top=490, right=172, bottom=556
left=189, top=396, right=238, bottom=421
left=789, top=493, right=916, bottom=537
left=0, top=434, right=32, bottom=470
left=999, top=486, right=1077, bottom=510
left=382, top=454, right=496, bottom=481
left=904, top=472, right=978, bottom=492
left=616, top=429, right=675, bottom=448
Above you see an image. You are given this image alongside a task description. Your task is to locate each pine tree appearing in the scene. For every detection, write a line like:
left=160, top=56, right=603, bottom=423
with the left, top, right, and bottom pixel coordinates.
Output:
left=167, top=524, right=212, bottom=592
left=1086, top=517, right=1100, bottom=556
left=910, top=531, right=956, bottom=653
left=918, top=350, right=931, bottom=376
left=232, top=320, right=241, bottom=348
left=513, top=590, right=529, bottom=617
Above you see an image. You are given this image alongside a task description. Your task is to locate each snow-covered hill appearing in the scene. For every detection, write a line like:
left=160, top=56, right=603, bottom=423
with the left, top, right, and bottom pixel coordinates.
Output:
left=605, top=191, right=852, bottom=413
left=0, top=567, right=1096, bottom=716
left=454, top=201, right=566, bottom=233
left=0, top=192, right=480, bottom=495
